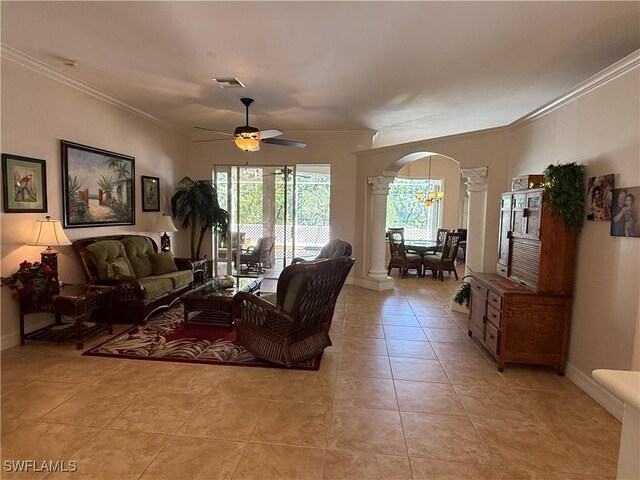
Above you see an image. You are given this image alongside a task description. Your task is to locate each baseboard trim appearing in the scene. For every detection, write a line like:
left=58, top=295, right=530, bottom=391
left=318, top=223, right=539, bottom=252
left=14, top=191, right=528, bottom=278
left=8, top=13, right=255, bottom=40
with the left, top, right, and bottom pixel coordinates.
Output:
left=1, top=317, right=53, bottom=351
left=566, top=362, right=624, bottom=421
left=353, top=276, right=395, bottom=291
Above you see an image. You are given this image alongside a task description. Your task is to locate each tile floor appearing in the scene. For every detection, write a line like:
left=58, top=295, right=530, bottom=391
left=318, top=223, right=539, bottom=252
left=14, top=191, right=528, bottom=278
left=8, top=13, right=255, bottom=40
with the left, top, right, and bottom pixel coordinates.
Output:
left=1, top=274, right=621, bottom=479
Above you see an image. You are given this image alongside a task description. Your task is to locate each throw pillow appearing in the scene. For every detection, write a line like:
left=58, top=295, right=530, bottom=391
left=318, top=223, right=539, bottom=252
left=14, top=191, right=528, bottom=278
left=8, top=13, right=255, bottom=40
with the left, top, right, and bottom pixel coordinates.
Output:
left=106, top=257, right=132, bottom=278
left=150, top=252, right=178, bottom=275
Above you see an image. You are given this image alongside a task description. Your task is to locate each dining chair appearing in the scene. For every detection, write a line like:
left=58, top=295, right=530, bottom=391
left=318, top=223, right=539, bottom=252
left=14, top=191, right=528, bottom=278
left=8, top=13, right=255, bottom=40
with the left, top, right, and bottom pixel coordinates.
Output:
left=387, top=227, right=423, bottom=278
left=422, top=231, right=462, bottom=281
left=435, top=228, right=452, bottom=252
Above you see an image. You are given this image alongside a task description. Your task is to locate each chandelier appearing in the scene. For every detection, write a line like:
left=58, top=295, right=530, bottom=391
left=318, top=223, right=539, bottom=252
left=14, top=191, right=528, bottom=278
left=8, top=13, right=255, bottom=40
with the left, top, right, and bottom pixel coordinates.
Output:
left=416, top=156, right=444, bottom=207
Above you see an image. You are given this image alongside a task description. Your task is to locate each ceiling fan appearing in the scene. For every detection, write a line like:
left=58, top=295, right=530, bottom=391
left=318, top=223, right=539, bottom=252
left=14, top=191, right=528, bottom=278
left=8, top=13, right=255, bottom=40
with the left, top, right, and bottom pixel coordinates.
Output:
left=194, top=98, right=306, bottom=152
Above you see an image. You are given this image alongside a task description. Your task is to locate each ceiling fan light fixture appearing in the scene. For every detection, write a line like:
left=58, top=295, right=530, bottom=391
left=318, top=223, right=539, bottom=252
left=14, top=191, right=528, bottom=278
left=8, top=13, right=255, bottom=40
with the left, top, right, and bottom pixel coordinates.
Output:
left=235, top=136, right=260, bottom=152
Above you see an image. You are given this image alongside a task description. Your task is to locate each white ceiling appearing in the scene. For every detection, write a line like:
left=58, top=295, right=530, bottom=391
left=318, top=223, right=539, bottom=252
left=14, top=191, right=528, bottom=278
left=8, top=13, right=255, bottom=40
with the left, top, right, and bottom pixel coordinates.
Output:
left=2, top=1, right=639, bottom=147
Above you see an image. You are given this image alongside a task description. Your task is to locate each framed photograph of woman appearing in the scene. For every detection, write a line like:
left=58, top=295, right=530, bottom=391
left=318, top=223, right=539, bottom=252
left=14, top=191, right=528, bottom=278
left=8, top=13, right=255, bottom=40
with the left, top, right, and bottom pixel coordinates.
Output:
left=141, top=176, right=160, bottom=212
left=2, top=153, right=48, bottom=213
left=611, top=186, right=639, bottom=237
left=61, top=140, right=135, bottom=228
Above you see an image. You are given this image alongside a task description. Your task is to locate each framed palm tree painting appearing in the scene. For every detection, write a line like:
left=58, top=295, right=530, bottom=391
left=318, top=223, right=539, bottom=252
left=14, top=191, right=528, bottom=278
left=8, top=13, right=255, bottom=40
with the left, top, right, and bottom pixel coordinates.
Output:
left=61, top=140, right=135, bottom=227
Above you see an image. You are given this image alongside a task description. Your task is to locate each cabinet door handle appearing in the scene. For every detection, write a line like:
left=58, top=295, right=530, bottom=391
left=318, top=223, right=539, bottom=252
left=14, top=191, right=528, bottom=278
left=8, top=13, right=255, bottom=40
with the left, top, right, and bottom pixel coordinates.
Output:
left=488, top=333, right=495, bottom=339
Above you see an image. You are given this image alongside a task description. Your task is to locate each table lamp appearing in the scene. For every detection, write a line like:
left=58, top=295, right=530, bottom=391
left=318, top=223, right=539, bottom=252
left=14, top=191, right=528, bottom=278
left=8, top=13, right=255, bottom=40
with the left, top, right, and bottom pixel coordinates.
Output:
left=28, top=216, right=71, bottom=282
left=158, top=213, right=178, bottom=252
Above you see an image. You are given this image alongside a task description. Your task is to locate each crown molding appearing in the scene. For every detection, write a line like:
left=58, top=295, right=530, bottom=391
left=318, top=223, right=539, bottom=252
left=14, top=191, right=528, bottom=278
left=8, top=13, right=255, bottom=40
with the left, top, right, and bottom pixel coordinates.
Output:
left=512, top=49, right=640, bottom=129
left=354, top=125, right=509, bottom=157
left=1, top=44, right=183, bottom=133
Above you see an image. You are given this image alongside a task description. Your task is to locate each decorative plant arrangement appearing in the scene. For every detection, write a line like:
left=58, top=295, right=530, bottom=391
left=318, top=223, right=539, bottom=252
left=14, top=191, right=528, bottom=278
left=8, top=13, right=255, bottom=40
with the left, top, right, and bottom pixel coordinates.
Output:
left=170, top=176, right=229, bottom=259
left=453, top=278, right=471, bottom=308
left=1, top=260, right=57, bottom=296
left=543, top=162, right=586, bottom=232
left=452, top=273, right=473, bottom=312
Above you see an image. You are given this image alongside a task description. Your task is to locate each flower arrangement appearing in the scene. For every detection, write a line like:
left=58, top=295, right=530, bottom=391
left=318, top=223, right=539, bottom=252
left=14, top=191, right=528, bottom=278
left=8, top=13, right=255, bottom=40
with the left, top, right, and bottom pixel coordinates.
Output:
left=1, top=260, right=56, bottom=294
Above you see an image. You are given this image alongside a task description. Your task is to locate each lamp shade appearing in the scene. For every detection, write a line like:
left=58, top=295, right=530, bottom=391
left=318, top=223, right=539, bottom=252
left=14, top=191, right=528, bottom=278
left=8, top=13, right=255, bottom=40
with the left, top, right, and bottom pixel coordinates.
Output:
left=158, top=214, right=178, bottom=233
left=234, top=136, right=260, bottom=152
left=28, top=217, right=71, bottom=247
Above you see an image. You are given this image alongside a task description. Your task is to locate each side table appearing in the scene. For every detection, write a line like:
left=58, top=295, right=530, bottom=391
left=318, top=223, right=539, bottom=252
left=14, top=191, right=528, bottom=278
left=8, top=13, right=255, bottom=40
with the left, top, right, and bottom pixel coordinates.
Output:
left=174, top=257, right=209, bottom=286
left=19, top=284, right=113, bottom=349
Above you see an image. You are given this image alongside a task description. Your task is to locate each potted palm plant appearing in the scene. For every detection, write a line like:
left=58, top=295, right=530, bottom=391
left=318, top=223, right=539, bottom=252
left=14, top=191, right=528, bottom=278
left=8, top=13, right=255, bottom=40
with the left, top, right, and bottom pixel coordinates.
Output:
left=170, top=176, right=229, bottom=259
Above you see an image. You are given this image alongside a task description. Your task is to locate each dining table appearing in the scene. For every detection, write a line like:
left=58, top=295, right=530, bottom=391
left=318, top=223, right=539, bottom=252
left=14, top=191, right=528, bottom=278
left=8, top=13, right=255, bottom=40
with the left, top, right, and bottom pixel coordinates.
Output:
left=405, top=240, right=440, bottom=256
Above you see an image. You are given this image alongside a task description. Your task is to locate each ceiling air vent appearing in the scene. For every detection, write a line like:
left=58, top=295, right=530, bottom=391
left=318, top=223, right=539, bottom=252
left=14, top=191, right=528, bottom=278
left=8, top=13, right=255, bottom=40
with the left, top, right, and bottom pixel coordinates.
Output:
left=213, top=78, right=245, bottom=88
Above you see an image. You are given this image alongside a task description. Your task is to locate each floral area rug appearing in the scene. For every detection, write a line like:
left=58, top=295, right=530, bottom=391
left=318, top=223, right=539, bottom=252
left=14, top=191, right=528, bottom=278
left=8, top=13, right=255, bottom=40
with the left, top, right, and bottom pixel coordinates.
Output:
left=83, top=306, right=321, bottom=370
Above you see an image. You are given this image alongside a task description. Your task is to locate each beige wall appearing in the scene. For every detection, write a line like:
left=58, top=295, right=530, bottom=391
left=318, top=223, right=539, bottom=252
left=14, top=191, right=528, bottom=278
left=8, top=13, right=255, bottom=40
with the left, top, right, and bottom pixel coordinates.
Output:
left=510, top=67, right=640, bottom=373
left=1, top=59, right=189, bottom=347
left=186, top=131, right=374, bottom=261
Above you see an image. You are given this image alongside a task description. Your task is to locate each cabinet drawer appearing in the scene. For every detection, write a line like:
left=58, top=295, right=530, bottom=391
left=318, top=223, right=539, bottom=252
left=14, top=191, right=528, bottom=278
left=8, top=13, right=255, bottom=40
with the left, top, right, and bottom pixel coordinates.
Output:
left=488, top=291, right=502, bottom=309
left=485, top=322, right=499, bottom=356
left=486, top=305, right=501, bottom=328
left=470, top=279, right=488, bottom=299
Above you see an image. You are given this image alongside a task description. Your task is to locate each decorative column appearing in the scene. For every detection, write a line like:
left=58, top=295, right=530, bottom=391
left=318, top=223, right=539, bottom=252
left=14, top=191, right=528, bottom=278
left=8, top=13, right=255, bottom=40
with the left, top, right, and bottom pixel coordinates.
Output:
left=365, top=176, right=395, bottom=291
left=460, top=167, right=489, bottom=276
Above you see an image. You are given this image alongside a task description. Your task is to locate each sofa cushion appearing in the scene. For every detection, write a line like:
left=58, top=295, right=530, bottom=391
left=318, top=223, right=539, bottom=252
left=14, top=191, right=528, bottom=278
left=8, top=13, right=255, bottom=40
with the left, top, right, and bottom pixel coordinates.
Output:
left=150, top=252, right=178, bottom=275
left=139, top=276, right=173, bottom=300
left=155, top=270, right=193, bottom=289
left=86, top=240, right=134, bottom=280
left=121, top=236, right=155, bottom=278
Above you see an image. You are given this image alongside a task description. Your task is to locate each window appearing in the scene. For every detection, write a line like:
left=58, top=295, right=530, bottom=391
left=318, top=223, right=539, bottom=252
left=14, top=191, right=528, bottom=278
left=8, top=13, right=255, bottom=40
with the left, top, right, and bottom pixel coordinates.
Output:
left=386, top=177, right=442, bottom=241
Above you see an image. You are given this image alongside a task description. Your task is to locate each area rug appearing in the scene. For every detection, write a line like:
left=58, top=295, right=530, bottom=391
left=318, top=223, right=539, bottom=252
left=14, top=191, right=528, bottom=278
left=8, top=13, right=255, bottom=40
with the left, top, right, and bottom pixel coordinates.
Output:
left=83, top=306, right=322, bottom=370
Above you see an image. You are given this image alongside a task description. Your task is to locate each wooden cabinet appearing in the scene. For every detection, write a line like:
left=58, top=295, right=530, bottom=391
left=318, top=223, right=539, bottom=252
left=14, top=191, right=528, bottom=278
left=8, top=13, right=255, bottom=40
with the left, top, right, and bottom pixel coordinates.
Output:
left=470, top=186, right=576, bottom=373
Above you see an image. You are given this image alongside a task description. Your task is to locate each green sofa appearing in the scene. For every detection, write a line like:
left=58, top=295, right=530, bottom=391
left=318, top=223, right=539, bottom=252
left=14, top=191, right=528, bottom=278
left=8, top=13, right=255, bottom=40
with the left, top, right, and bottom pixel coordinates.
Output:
left=73, top=235, right=195, bottom=322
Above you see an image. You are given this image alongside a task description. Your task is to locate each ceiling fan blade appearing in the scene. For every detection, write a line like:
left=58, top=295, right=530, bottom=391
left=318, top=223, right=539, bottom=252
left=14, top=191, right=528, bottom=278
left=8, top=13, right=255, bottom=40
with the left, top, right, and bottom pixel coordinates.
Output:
left=257, top=129, right=283, bottom=140
left=192, top=138, right=230, bottom=143
left=262, top=138, right=307, bottom=148
left=193, top=126, right=234, bottom=136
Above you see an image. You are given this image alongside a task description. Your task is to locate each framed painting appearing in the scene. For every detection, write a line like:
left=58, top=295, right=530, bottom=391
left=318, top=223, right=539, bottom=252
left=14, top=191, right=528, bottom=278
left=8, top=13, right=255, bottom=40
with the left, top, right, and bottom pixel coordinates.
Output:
left=611, top=186, right=639, bottom=238
left=141, top=176, right=160, bottom=212
left=2, top=153, right=48, bottom=213
left=61, top=140, right=135, bottom=228
left=586, top=174, right=614, bottom=221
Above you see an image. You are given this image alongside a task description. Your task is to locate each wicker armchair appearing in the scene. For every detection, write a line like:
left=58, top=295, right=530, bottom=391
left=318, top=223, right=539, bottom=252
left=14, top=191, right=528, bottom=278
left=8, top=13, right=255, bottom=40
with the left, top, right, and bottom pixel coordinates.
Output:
left=387, top=227, right=422, bottom=277
left=234, top=236, right=275, bottom=273
left=422, top=232, right=462, bottom=281
left=232, top=256, right=354, bottom=367
left=291, top=239, right=352, bottom=264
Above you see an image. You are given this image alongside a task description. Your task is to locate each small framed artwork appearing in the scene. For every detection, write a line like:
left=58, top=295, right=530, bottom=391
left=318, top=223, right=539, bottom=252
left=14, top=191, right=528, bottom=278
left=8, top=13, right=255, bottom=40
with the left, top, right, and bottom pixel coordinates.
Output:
left=611, top=186, right=639, bottom=237
left=586, top=174, right=614, bottom=221
left=61, top=140, right=135, bottom=228
left=1, top=153, right=48, bottom=213
left=141, top=176, right=160, bottom=212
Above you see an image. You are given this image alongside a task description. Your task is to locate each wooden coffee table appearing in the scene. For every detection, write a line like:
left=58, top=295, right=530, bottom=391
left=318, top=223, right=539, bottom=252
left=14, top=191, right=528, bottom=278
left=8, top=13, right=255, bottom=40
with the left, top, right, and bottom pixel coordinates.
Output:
left=180, top=276, right=262, bottom=328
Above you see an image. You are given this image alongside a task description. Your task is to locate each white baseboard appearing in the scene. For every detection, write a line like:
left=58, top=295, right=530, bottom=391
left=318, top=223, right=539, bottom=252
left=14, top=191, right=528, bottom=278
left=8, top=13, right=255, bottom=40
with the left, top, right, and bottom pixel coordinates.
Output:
left=1, top=317, right=53, bottom=351
left=566, top=362, right=624, bottom=421
left=353, top=276, right=395, bottom=291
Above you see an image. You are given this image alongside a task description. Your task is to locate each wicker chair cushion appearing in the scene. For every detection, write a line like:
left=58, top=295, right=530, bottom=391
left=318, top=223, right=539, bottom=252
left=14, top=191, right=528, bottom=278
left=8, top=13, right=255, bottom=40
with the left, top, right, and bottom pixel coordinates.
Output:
left=150, top=252, right=178, bottom=275
left=421, top=253, right=442, bottom=262
left=405, top=253, right=422, bottom=262
left=317, top=239, right=352, bottom=259
left=155, top=270, right=193, bottom=289
left=86, top=240, right=134, bottom=280
left=121, top=236, right=155, bottom=278
left=139, top=276, right=173, bottom=300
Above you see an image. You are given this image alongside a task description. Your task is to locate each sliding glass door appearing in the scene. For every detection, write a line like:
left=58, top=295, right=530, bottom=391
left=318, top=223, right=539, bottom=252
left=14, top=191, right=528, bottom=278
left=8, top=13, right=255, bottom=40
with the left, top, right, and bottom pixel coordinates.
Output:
left=213, top=165, right=330, bottom=278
